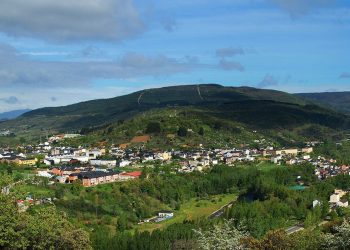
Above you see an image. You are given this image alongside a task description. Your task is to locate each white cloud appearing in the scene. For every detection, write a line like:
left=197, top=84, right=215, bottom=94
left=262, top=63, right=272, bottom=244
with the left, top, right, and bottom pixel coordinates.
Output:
left=0, top=43, right=196, bottom=87
left=257, top=74, right=279, bottom=88
left=0, top=96, right=19, bottom=104
left=218, top=59, right=244, bottom=71
left=216, top=47, right=245, bottom=58
left=0, top=0, right=145, bottom=42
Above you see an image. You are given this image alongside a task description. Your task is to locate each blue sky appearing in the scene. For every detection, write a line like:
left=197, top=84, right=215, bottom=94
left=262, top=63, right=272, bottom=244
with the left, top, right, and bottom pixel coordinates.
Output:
left=0, top=0, right=349, bottom=112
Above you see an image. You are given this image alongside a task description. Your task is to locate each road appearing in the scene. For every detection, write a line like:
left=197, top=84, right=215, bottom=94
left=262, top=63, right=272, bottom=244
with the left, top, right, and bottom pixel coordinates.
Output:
left=208, top=201, right=236, bottom=219
left=285, top=220, right=329, bottom=235
left=285, top=225, right=304, bottom=235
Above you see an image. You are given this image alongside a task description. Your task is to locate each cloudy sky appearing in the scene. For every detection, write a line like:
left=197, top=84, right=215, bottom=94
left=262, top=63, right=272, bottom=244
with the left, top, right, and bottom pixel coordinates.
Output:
left=0, top=0, right=349, bottom=112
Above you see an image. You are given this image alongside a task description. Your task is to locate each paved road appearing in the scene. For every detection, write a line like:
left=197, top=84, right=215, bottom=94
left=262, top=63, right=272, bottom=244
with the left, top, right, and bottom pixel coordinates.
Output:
left=285, top=225, right=304, bottom=235
left=286, top=220, right=329, bottom=235
left=208, top=201, right=236, bottom=219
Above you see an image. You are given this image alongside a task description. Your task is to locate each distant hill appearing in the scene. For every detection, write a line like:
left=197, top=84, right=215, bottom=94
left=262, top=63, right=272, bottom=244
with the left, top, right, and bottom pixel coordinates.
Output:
left=0, top=84, right=349, bottom=144
left=0, top=109, right=31, bottom=121
left=297, top=92, right=350, bottom=114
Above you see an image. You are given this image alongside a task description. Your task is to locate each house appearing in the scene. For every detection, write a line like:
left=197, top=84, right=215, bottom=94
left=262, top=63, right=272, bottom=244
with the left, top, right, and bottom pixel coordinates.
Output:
left=37, top=171, right=53, bottom=178
left=17, top=158, right=38, bottom=166
left=90, top=159, right=117, bottom=168
left=303, top=155, right=311, bottom=160
left=275, top=149, right=298, bottom=156
left=55, top=176, right=67, bottom=183
left=119, top=171, right=142, bottom=180
left=0, top=156, right=38, bottom=166
left=50, top=166, right=81, bottom=176
left=225, top=157, right=237, bottom=165
left=155, top=152, right=172, bottom=161
left=286, top=159, right=297, bottom=165
left=329, top=189, right=349, bottom=208
left=212, top=159, right=219, bottom=165
left=302, top=147, right=313, bottom=154
left=271, top=155, right=283, bottom=164
left=119, top=143, right=130, bottom=149
left=119, top=160, right=132, bottom=167
left=71, top=171, right=120, bottom=187
left=158, top=210, right=174, bottom=218
left=87, top=149, right=103, bottom=159
left=44, top=159, right=55, bottom=166
left=188, top=160, right=199, bottom=167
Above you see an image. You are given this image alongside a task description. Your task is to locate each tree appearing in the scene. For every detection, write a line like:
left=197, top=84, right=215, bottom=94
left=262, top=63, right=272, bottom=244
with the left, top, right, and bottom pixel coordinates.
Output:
left=244, top=230, right=293, bottom=250
left=177, top=127, right=187, bottom=137
left=194, top=219, right=248, bottom=250
left=6, top=165, right=13, bottom=175
left=146, top=122, right=161, bottom=134
left=199, top=127, right=205, bottom=136
left=117, top=216, right=129, bottom=232
left=141, top=166, right=150, bottom=179
left=0, top=194, right=92, bottom=249
left=322, top=218, right=350, bottom=249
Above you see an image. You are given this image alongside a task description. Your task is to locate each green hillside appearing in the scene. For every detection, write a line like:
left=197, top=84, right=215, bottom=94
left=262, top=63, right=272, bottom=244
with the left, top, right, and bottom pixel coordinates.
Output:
left=0, top=84, right=349, bottom=145
left=297, top=92, right=350, bottom=114
left=67, top=106, right=346, bottom=149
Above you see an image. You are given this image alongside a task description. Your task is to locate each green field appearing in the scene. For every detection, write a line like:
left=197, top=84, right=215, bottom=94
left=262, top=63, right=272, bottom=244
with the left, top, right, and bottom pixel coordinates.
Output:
left=13, top=183, right=55, bottom=198
left=134, top=193, right=237, bottom=232
left=256, top=162, right=287, bottom=172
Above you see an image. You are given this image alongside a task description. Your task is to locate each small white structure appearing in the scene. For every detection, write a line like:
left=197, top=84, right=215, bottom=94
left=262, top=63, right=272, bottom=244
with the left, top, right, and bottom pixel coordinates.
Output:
left=90, top=159, right=116, bottom=167
left=329, top=189, right=349, bottom=208
left=37, top=171, right=53, bottom=178
left=313, top=200, right=321, bottom=208
left=119, top=160, right=131, bottom=167
left=212, top=159, right=218, bottom=165
left=303, top=155, right=311, bottom=160
left=158, top=210, right=174, bottom=218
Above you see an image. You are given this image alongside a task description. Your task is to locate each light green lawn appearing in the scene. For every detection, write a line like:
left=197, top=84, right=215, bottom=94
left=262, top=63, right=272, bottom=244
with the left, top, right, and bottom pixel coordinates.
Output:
left=13, top=184, right=54, bottom=198
left=134, top=193, right=237, bottom=232
left=257, top=162, right=287, bottom=172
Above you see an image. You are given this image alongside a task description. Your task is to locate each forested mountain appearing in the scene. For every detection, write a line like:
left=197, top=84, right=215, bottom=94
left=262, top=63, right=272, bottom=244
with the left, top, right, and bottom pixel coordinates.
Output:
left=297, top=92, right=350, bottom=114
left=0, top=85, right=348, bottom=143
left=0, top=109, right=31, bottom=121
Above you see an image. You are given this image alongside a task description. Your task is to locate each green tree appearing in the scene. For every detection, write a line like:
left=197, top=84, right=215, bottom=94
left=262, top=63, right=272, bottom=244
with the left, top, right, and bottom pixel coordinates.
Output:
left=117, top=216, right=129, bottom=232
left=194, top=219, right=248, bottom=250
left=177, top=127, right=187, bottom=137
left=0, top=194, right=92, bottom=249
left=322, top=218, right=350, bottom=249
left=146, top=122, right=161, bottom=134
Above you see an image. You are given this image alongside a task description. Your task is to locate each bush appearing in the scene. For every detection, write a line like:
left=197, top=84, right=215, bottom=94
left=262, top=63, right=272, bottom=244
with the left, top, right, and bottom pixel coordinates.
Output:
left=146, top=122, right=161, bottom=134
left=177, top=127, right=187, bottom=137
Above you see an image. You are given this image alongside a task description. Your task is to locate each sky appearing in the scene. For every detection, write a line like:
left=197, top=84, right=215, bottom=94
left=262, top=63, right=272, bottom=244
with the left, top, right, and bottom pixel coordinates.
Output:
left=0, top=0, right=349, bottom=112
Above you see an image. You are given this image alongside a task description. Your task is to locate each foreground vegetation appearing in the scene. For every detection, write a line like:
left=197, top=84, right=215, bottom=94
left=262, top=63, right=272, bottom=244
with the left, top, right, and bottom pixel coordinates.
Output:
left=4, top=157, right=350, bottom=249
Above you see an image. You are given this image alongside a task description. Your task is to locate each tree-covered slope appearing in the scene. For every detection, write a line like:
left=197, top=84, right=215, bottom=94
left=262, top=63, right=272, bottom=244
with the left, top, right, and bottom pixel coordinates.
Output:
left=297, top=92, right=350, bottom=114
left=0, top=84, right=348, bottom=142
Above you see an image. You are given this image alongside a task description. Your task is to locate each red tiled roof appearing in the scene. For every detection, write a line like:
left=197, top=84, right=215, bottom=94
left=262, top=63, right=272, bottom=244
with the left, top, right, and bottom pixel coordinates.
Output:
left=121, top=171, right=142, bottom=177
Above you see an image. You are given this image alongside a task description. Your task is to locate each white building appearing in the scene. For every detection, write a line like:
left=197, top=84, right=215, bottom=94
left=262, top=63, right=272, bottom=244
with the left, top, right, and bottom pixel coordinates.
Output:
left=90, top=159, right=116, bottom=168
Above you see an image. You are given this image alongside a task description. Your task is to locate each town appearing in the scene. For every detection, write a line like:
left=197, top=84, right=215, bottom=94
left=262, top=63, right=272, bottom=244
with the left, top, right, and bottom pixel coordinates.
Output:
left=0, top=133, right=346, bottom=188
left=2, top=133, right=350, bottom=229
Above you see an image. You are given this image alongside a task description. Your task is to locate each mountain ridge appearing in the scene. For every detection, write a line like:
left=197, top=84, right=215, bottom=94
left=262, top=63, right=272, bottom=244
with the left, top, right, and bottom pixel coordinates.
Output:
left=0, top=84, right=349, bottom=143
left=296, top=92, right=350, bottom=114
left=0, top=109, right=31, bottom=121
